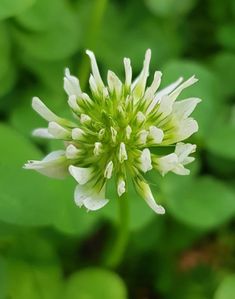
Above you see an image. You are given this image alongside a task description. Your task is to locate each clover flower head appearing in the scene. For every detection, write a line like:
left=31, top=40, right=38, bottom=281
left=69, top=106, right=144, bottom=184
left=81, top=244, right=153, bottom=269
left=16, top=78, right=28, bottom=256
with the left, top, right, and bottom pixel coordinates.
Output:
left=24, top=49, right=201, bottom=214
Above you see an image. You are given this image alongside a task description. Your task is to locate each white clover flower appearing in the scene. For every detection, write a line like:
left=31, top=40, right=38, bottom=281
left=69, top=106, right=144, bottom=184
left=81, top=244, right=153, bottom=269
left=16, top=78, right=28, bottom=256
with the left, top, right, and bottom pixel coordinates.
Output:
left=24, top=49, right=201, bottom=214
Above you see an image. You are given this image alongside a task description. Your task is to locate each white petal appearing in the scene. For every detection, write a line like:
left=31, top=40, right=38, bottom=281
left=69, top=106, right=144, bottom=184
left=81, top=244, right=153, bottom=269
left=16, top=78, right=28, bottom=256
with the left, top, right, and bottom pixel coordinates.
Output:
left=175, top=142, right=196, bottom=164
left=80, top=114, right=91, bottom=124
left=107, top=70, right=122, bottom=97
left=133, top=49, right=151, bottom=98
left=72, top=128, right=84, bottom=140
left=104, top=161, right=113, bottom=179
left=156, top=95, right=174, bottom=117
left=110, top=127, right=117, bottom=143
left=118, top=142, right=128, bottom=163
left=147, top=77, right=183, bottom=114
left=23, top=150, right=68, bottom=179
left=155, top=77, right=183, bottom=100
left=89, top=74, right=98, bottom=94
left=154, top=153, right=178, bottom=176
left=48, top=122, right=71, bottom=139
left=139, top=148, right=152, bottom=173
left=124, top=57, right=132, bottom=87
left=32, top=128, right=54, bottom=139
left=68, top=95, right=79, bottom=111
left=65, top=144, right=81, bottom=159
left=135, top=180, right=165, bottom=214
left=83, top=185, right=109, bottom=211
left=148, top=126, right=164, bottom=144
left=136, top=111, right=146, bottom=124
left=74, top=184, right=87, bottom=207
left=93, top=142, right=102, bottom=156
left=98, top=128, right=105, bottom=140
left=172, top=164, right=190, bottom=175
left=86, top=50, right=104, bottom=89
left=137, top=130, right=149, bottom=145
left=74, top=183, right=108, bottom=211
left=175, top=118, right=199, bottom=142
left=170, top=76, right=198, bottom=101
left=145, top=71, right=162, bottom=99
left=32, top=97, right=59, bottom=122
left=125, top=125, right=132, bottom=139
left=117, top=178, right=126, bottom=197
left=64, top=68, right=81, bottom=97
left=69, top=166, right=93, bottom=185
left=173, top=97, right=201, bottom=119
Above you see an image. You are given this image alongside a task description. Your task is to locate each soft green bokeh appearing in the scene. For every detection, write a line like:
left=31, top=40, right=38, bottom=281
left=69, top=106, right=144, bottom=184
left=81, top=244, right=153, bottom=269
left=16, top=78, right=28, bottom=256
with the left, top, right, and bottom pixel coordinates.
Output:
left=0, top=0, right=235, bottom=298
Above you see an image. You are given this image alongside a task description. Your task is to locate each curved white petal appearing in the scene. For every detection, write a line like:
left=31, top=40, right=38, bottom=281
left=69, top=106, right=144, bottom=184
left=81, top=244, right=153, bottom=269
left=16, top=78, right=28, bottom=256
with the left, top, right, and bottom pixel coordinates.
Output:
left=118, top=142, right=128, bottom=163
left=23, top=150, right=68, bottom=179
left=124, top=57, right=132, bottom=87
left=32, top=128, right=54, bottom=139
left=48, top=122, right=71, bottom=139
left=104, top=161, right=113, bottom=179
left=69, top=166, right=93, bottom=185
left=135, top=180, right=165, bottom=214
left=139, top=148, right=152, bottom=173
left=107, top=70, right=122, bottom=97
left=72, top=128, right=85, bottom=140
left=148, top=126, right=164, bottom=144
left=154, top=153, right=178, bottom=176
left=154, top=77, right=183, bottom=102
left=86, top=50, right=104, bottom=89
left=125, top=125, right=132, bottom=139
left=175, top=118, right=199, bottom=142
left=173, top=97, right=201, bottom=119
left=93, top=142, right=102, bottom=156
left=145, top=71, right=162, bottom=99
left=74, top=184, right=109, bottom=211
left=133, top=49, right=151, bottom=98
left=74, top=184, right=87, bottom=207
left=65, top=144, right=81, bottom=159
left=117, top=178, right=126, bottom=197
left=137, top=130, right=148, bottom=145
left=64, top=68, right=81, bottom=97
left=175, top=142, right=196, bottom=164
left=172, top=164, right=190, bottom=175
left=32, top=97, right=59, bottom=122
left=170, top=76, right=198, bottom=101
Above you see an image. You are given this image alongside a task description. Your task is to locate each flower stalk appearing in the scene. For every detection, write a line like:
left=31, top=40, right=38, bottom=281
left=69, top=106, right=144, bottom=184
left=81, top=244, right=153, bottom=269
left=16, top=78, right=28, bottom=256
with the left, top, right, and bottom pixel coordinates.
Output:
left=104, top=192, right=129, bottom=269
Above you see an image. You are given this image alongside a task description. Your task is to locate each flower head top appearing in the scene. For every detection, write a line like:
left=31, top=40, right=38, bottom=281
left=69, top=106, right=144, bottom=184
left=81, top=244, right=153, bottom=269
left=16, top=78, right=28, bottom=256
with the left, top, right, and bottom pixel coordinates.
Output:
left=24, top=49, right=200, bottom=214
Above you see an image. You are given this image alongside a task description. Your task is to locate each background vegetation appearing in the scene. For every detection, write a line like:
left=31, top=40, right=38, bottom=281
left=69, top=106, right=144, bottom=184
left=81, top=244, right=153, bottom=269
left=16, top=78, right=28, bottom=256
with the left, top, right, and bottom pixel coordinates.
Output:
left=0, top=0, right=235, bottom=298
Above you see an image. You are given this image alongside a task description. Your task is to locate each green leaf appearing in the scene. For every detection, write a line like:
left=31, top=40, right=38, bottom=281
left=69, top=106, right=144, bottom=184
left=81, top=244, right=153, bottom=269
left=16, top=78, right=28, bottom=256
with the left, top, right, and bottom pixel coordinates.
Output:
left=163, top=176, right=235, bottom=230
left=6, top=258, right=62, bottom=299
left=13, top=3, right=81, bottom=61
left=4, top=234, right=63, bottom=299
left=145, top=0, right=197, bottom=17
left=211, top=52, right=235, bottom=97
left=206, top=123, right=235, bottom=160
left=161, top=60, right=221, bottom=141
left=94, top=3, right=183, bottom=75
left=214, top=275, right=235, bottom=299
left=16, top=0, right=68, bottom=31
left=217, top=24, right=235, bottom=52
left=0, top=24, right=16, bottom=101
left=64, top=268, right=127, bottom=299
left=0, top=0, right=35, bottom=20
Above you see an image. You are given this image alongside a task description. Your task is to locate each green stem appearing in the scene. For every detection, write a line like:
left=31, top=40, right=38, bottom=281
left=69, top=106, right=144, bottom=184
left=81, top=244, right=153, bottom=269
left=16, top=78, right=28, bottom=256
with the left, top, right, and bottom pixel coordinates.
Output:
left=79, top=0, right=108, bottom=89
left=105, top=193, right=129, bottom=268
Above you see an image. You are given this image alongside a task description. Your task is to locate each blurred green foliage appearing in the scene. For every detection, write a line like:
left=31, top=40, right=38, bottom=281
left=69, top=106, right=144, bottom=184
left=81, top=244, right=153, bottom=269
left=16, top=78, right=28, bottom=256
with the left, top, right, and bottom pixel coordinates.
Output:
left=0, top=0, right=235, bottom=298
